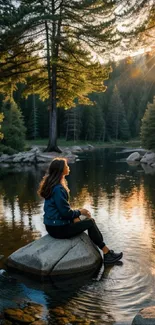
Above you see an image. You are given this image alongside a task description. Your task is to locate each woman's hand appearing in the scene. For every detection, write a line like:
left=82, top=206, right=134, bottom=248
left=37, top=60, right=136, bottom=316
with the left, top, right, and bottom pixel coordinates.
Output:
left=80, top=208, right=91, bottom=219
left=73, top=217, right=81, bottom=223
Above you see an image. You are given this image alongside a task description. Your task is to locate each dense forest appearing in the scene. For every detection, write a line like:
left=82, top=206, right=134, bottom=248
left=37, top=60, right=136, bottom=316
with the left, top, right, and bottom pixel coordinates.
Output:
left=9, top=52, right=154, bottom=143
left=0, top=0, right=154, bottom=152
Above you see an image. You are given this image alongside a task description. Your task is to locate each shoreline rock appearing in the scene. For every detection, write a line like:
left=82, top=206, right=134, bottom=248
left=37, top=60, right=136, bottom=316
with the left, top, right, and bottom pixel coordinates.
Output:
left=0, top=145, right=94, bottom=167
left=126, top=150, right=155, bottom=173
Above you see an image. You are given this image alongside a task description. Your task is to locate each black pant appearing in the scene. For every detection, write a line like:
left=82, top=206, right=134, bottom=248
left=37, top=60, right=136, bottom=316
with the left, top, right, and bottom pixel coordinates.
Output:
left=45, top=219, right=105, bottom=249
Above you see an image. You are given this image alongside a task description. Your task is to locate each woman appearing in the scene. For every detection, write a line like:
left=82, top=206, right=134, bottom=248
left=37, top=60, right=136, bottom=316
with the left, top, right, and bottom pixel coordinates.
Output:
left=38, top=158, right=123, bottom=265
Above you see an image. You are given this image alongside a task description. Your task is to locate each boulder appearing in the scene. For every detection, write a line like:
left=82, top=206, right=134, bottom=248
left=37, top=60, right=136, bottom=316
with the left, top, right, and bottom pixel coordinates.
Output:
left=141, top=163, right=155, bottom=175
left=36, top=156, right=46, bottom=163
left=126, top=152, right=141, bottom=162
left=0, top=154, right=13, bottom=163
left=87, top=144, right=94, bottom=150
left=140, top=152, right=155, bottom=165
left=30, top=146, right=41, bottom=154
left=132, top=306, right=155, bottom=325
left=6, top=233, right=102, bottom=277
left=71, top=146, right=83, bottom=153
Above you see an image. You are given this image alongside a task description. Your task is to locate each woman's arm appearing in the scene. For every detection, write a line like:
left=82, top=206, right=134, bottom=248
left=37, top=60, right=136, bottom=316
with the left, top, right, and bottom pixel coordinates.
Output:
left=53, top=186, right=81, bottom=220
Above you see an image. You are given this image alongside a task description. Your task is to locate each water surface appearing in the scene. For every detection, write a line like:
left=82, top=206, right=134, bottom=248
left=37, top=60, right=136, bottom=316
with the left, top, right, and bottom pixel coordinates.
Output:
left=0, top=148, right=155, bottom=325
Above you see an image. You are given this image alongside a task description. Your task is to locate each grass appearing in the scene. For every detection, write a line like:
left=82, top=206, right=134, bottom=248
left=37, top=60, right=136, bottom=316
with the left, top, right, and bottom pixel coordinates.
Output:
left=26, top=138, right=141, bottom=149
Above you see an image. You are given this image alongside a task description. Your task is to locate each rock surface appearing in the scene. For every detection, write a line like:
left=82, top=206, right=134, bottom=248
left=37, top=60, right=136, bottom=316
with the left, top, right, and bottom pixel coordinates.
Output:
left=132, top=306, right=155, bottom=325
left=6, top=233, right=102, bottom=277
left=140, top=152, right=155, bottom=165
left=126, top=150, right=155, bottom=174
left=0, top=145, right=94, bottom=166
left=126, top=152, right=141, bottom=162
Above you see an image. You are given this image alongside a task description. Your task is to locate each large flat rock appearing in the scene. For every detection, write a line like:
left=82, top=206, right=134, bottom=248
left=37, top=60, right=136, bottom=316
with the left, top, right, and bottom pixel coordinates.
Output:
left=6, top=233, right=102, bottom=277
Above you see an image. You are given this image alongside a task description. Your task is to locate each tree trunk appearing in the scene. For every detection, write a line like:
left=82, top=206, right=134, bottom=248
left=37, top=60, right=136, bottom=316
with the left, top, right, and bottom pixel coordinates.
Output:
left=45, top=20, right=61, bottom=152
left=47, top=63, right=61, bottom=152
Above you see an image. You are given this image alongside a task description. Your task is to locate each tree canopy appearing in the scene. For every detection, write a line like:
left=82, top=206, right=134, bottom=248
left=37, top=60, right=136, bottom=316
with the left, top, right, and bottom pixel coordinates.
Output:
left=0, top=0, right=154, bottom=151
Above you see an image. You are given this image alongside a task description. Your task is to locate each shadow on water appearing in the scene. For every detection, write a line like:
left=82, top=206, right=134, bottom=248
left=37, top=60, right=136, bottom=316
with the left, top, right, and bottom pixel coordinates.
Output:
left=0, top=266, right=117, bottom=325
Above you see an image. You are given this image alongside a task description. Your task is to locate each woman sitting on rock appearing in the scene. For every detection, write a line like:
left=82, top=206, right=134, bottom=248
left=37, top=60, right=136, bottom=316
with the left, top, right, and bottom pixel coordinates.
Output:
left=38, top=158, right=123, bottom=265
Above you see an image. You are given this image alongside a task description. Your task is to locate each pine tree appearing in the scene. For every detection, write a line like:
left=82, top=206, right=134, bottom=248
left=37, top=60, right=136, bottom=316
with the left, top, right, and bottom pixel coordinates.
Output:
left=1, top=100, right=26, bottom=151
left=0, top=0, right=154, bottom=150
left=1, top=0, right=113, bottom=151
left=107, top=85, right=130, bottom=140
left=126, top=94, right=137, bottom=137
left=141, top=97, right=155, bottom=150
left=27, top=93, right=39, bottom=139
left=95, top=107, right=105, bottom=141
left=83, top=106, right=96, bottom=141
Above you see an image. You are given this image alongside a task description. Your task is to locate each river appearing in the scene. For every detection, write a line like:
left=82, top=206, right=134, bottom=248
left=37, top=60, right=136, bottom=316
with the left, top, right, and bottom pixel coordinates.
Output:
left=0, top=148, right=155, bottom=325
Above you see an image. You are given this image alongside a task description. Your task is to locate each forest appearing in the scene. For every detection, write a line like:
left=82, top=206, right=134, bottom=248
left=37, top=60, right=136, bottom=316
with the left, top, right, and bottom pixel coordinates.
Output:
left=0, top=0, right=155, bottom=153
left=13, top=53, right=154, bottom=142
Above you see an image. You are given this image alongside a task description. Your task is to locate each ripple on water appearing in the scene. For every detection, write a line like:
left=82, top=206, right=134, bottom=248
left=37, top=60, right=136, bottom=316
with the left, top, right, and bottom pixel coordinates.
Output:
left=0, top=150, right=155, bottom=324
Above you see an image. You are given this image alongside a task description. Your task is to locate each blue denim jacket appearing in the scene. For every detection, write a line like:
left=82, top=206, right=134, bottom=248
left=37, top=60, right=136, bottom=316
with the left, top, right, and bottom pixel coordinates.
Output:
left=43, top=184, right=81, bottom=226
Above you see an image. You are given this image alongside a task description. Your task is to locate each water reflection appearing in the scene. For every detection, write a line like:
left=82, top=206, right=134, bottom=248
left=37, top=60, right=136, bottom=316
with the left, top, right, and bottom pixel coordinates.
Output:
left=0, top=148, right=155, bottom=324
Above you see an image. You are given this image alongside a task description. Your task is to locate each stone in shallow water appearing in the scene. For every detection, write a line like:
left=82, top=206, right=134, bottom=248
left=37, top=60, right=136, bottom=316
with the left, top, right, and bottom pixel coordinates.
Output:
left=6, top=233, right=102, bottom=277
left=132, top=306, right=155, bottom=325
left=4, top=308, right=35, bottom=323
left=126, top=152, right=141, bottom=162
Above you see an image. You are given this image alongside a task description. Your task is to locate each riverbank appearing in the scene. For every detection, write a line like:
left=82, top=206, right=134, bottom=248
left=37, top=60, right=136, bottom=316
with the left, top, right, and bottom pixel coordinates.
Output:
left=26, top=138, right=141, bottom=149
left=0, top=144, right=95, bottom=167
left=0, top=138, right=144, bottom=169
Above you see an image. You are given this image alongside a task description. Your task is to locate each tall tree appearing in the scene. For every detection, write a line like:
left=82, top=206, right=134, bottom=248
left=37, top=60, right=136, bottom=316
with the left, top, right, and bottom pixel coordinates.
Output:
left=141, top=97, right=155, bottom=150
left=1, top=0, right=112, bottom=151
left=1, top=100, right=26, bottom=151
left=83, top=105, right=96, bottom=141
left=27, top=92, right=39, bottom=139
left=107, top=85, right=130, bottom=140
left=0, top=0, right=154, bottom=151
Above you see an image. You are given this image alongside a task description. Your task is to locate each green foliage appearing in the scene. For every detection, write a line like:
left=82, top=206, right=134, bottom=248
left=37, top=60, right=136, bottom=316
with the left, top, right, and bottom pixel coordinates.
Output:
left=22, top=41, right=110, bottom=109
left=0, top=0, right=154, bottom=151
left=141, top=97, right=155, bottom=150
left=14, top=53, right=155, bottom=142
left=83, top=106, right=96, bottom=141
left=1, top=101, right=26, bottom=151
left=95, top=107, right=105, bottom=141
left=106, top=85, right=130, bottom=140
left=0, top=144, right=17, bottom=156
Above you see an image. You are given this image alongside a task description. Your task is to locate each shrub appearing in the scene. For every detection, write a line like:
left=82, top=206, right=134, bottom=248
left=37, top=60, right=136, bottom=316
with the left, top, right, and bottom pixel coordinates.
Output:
left=1, top=101, right=26, bottom=152
left=0, top=144, right=17, bottom=156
